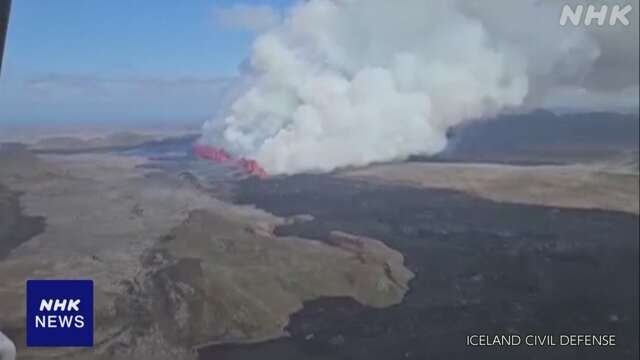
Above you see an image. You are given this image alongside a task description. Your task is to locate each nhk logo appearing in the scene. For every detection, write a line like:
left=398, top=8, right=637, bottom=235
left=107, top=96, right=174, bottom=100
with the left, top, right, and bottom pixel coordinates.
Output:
left=560, top=4, right=634, bottom=26
left=26, top=280, right=93, bottom=347
left=35, top=298, right=85, bottom=329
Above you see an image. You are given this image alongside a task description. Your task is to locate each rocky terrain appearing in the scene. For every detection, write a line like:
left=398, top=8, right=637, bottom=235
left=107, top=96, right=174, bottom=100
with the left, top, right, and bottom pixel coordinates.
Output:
left=0, top=115, right=637, bottom=359
left=343, top=161, right=639, bottom=214
left=0, top=146, right=412, bottom=359
left=218, top=171, right=637, bottom=360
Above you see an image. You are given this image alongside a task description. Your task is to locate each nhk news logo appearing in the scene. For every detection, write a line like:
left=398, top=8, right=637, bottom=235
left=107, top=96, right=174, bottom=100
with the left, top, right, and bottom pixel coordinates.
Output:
left=26, top=280, right=93, bottom=347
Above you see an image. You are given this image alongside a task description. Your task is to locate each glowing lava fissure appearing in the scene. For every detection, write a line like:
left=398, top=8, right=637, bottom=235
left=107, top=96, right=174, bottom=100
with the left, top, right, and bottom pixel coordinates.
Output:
left=192, top=143, right=268, bottom=178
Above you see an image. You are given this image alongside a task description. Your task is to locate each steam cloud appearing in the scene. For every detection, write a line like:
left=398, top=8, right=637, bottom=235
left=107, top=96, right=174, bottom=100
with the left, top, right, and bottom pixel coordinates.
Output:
left=202, top=0, right=634, bottom=175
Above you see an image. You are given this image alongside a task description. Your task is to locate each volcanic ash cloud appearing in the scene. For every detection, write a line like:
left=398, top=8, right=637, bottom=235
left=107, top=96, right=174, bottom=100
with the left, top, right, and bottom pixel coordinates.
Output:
left=202, top=0, right=602, bottom=175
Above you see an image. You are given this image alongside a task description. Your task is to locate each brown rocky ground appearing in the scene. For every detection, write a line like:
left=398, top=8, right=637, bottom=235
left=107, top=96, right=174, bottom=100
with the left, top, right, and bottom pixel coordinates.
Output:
left=1, top=135, right=637, bottom=359
left=342, top=162, right=639, bottom=214
left=0, top=148, right=412, bottom=360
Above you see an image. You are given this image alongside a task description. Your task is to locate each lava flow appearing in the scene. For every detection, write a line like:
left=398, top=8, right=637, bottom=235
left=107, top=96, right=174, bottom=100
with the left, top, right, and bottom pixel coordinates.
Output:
left=193, top=143, right=268, bottom=178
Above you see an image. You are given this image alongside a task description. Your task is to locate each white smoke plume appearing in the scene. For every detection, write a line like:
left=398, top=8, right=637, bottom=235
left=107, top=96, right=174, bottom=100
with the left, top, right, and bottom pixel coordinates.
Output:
left=201, top=0, right=627, bottom=175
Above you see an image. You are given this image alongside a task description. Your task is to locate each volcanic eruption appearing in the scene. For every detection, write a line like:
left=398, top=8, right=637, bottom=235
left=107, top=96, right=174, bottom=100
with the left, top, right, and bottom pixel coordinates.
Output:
left=198, top=0, right=635, bottom=175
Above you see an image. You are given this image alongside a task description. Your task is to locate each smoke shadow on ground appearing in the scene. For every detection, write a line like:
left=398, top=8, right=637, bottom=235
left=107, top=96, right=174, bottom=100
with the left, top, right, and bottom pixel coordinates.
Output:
left=432, top=111, right=639, bottom=165
left=0, top=184, right=46, bottom=260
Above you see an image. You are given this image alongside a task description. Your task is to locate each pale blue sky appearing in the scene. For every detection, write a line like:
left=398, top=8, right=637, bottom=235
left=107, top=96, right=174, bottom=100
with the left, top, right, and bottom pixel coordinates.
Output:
left=0, top=0, right=293, bottom=124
